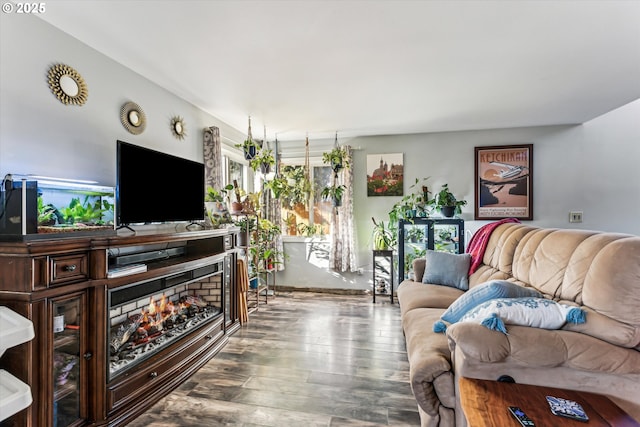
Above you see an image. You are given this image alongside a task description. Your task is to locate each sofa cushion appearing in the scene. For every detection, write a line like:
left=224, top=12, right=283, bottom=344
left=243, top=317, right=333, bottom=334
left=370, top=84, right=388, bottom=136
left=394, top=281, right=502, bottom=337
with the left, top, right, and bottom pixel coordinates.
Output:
left=439, top=280, right=542, bottom=325
left=458, top=297, right=586, bottom=334
left=398, top=280, right=464, bottom=317
left=422, top=250, right=471, bottom=290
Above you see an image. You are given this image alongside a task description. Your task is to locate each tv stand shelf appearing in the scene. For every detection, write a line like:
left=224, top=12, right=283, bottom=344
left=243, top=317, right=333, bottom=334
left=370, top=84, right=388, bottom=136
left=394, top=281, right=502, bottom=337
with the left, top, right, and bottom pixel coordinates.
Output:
left=0, top=227, right=240, bottom=427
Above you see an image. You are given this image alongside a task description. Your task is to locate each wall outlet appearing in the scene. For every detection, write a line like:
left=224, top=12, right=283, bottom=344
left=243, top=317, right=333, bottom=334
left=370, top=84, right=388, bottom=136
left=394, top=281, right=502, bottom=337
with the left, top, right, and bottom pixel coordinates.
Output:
left=569, top=211, right=583, bottom=223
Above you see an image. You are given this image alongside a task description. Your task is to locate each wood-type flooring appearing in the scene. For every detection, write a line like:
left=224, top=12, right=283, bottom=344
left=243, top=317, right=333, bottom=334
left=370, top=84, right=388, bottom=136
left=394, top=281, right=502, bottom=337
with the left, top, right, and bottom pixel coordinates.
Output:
left=128, top=291, right=420, bottom=426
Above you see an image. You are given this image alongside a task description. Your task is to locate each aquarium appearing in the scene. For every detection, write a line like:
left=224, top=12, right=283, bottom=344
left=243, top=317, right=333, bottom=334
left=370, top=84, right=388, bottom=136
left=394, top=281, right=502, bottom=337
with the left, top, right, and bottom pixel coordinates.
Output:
left=0, top=175, right=115, bottom=239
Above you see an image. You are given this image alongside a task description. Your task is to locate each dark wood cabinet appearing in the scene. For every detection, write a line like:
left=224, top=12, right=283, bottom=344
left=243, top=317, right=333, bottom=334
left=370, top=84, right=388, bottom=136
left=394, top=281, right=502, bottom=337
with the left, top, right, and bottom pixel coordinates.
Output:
left=0, top=228, right=240, bottom=427
left=397, top=218, right=465, bottom=282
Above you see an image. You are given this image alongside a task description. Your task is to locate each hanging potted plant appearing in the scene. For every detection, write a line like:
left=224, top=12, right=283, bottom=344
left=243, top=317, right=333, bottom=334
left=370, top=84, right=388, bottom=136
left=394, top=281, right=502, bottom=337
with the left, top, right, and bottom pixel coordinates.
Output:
left=321, top=184, right=346, bottom=207
left=236, top=139, right=260, bottom=160
left=250, top=148, right=276, bottom=174
left=322, top=146, right=350, bottom=173
left=263, top=175, right=289, bottom=199
left=429, top=183, right=467, bottom=218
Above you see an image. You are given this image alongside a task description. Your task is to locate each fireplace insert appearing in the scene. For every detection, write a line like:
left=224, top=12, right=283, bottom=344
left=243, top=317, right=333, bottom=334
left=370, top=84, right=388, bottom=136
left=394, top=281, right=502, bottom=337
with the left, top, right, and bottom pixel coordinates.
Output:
left=107, top=257, right=225, bottom=380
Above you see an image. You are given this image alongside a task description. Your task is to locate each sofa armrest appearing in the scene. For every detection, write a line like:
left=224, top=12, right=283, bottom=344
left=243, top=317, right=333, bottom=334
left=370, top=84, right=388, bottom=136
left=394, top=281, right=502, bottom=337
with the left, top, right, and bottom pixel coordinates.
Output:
left=446, top=322, right=640, bottom=374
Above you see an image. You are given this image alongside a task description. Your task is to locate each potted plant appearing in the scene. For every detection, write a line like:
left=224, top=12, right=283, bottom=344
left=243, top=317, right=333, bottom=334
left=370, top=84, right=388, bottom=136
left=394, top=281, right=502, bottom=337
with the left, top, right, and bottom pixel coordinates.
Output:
left=371, top=217, right=395, bottom=250
left=280, top=165, right=313, bottom=209
left=235, top=138, right=260, bottom=160
left=264, top=175, right=290, bottom=199
left=204, top=185, right=234, bottom=228
left=234, top=215, right=257, bottom=247
left=250, top=148, right=276, bottom=174
left=322, top=146, right=350, bottom=173
left=430, top=183, right=467, bottom=217
left=297, top=223, right=323, bottom=237
left=321, top=184, right=346, bottom=207
left=389, top=177, right=431, bottom=223
left=405, top=226, right=425, bottom=243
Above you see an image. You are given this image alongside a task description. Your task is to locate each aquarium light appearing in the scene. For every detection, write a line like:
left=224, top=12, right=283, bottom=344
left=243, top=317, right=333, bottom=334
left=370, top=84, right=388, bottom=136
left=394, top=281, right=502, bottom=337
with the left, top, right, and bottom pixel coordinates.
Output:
left=26, top=175, right=99, bottom=185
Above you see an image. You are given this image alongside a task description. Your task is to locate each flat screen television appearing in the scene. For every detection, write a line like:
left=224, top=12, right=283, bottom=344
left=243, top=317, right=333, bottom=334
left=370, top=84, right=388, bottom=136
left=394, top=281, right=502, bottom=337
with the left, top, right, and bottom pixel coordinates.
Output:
left=116, top=140, right=205, bottom=225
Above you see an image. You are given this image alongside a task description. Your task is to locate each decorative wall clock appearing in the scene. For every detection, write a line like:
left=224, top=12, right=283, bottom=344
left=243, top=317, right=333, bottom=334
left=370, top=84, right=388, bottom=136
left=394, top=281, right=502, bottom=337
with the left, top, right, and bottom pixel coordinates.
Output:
left=170, top=116, right=187, bottom=140
left=120, top=101, right=146, bottom=135
left=47, top=63, right=88, bottom=106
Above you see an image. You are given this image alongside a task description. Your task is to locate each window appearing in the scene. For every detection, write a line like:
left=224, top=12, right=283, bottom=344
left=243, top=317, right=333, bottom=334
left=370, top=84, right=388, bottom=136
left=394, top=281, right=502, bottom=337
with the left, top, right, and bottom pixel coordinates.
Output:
left=279, top=163, right=332, bottom=236
left=227, top=158, right=244, bottom=190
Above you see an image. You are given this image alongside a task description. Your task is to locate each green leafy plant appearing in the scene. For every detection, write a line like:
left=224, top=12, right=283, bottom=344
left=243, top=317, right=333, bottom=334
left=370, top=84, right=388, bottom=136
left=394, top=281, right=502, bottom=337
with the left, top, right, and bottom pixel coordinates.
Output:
left=249, top=148, right=276, bottom=173
left=37, top=196, right=57, bottom=225
left=205, top=184, right=234, bottom=203
left=320, top=184, right=346, bottom=206
left=235, top=138, right=260, bottom=160
left=263, top=175, right=290, bottom=199
left=60, top=196, right=112, bottom=225
left=280, top=165, right=313, bottom=208
left=389, top=177, right=431, bottom=223
left=297, top=223, right=323, bottom=237
left=429, top=183, right=467, bottom=216
left=234, top=215, right=257, bottom=233
left=322, top=146, right=350, bottom=172
left=405, top=226, right=425, bottom=243
left=371, top=217, right=395, bottom=250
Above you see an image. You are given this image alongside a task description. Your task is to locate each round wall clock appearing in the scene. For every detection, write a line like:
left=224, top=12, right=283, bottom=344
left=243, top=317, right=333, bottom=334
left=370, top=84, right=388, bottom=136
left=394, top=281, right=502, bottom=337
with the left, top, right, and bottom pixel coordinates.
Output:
left=47, top=64, right=88, bottom=106
left=120, top=101, right=146, bottom=135
left=170, top=116, right=187, bottom=140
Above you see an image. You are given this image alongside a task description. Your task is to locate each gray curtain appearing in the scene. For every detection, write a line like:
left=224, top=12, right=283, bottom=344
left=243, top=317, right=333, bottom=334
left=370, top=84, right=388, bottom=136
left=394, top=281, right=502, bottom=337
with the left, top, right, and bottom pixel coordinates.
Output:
left=329, top=145, right=357, bottom=272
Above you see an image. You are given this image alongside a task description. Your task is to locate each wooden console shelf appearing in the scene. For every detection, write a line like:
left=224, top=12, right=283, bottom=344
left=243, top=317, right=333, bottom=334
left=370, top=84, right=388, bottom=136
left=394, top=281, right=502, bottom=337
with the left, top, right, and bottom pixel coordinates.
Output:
left=0, top=227, right=240, bottom=427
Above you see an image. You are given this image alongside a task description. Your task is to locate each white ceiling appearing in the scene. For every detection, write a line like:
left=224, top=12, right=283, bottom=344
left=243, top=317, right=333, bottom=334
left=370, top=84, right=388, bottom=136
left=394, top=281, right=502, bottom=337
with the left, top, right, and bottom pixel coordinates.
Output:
left=37, top=0, right=640, bottom=141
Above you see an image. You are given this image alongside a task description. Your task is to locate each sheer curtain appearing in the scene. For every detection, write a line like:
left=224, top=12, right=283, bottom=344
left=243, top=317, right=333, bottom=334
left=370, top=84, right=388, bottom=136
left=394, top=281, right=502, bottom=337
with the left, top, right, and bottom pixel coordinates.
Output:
left=329, top=145, right=357, bottom=272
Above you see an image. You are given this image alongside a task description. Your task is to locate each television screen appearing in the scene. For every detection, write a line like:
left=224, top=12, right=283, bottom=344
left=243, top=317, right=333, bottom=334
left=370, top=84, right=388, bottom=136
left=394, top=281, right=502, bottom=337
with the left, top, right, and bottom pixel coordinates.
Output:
left=116, top=140, right=205, bottom=225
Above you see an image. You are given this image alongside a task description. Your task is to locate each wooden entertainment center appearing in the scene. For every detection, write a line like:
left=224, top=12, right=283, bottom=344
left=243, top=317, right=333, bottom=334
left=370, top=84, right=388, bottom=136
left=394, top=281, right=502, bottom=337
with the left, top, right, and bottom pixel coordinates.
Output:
left=0, top=227, right=240, bottom=427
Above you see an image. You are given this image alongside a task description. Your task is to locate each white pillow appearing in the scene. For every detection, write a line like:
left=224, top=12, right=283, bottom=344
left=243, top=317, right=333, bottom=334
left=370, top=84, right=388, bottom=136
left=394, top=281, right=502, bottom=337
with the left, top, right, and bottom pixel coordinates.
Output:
left=458, top=297, right=586, bottom=334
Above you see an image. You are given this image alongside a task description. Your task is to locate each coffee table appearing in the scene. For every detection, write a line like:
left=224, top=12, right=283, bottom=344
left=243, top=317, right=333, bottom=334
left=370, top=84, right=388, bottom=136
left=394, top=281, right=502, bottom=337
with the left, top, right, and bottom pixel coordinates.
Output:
left=459, top=377, right=639, bottom=427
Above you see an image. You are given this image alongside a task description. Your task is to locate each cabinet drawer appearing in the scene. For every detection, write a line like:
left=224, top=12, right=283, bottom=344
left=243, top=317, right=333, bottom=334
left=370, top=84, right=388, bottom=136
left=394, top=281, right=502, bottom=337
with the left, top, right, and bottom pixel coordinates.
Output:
left=107, top=319, right=224, bottom=413
left=50, top=253, right=88, bottom=285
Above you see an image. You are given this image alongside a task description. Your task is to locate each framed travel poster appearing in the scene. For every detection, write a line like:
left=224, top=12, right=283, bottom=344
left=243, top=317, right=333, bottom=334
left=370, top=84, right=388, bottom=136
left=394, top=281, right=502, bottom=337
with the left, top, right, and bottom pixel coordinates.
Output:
left=367, top=153, right=403, bottom=196
left=474, top=144, right=533, bottom=220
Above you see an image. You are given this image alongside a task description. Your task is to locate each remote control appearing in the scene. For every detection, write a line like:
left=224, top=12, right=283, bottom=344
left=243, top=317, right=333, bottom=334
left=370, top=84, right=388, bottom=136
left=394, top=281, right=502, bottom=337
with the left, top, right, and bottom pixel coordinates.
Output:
left=508, top=406, right=535, bottom=426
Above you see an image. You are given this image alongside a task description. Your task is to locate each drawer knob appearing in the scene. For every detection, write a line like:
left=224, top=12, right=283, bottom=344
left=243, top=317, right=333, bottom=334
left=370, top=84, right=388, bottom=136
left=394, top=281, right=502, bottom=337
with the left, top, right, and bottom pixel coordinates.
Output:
left=205, top=335, right=213, bottom=340
left=83, top=352, right=93, bottom=360
left=63, top=264, right=77, bottom=272
left=149, top=371, right=158, bottom=379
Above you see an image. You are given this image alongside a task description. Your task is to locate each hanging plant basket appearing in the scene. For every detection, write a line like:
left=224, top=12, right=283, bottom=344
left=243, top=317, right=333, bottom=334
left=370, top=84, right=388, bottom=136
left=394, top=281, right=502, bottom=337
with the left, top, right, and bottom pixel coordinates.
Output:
left=260, top=162, right=271, bottom=174
left=331, top=159, right=344, bottom=173
left=333, top=196, right=342, bottom=207
left=244, top=144, right=257, bottom=160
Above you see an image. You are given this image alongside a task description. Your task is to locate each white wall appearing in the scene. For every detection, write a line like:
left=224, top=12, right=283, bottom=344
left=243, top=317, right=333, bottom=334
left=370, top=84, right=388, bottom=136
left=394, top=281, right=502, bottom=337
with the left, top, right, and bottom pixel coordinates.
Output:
left=0, top=13, right=245, bottom=187
left=349, top=101, right=640, bottom=273
left=2, top=13, right=638, bottom=292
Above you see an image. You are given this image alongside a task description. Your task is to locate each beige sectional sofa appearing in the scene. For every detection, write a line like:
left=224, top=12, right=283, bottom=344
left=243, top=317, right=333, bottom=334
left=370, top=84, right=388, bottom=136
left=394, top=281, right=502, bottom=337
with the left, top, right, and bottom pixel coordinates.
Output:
left=397, top=223, right=640, bottom=427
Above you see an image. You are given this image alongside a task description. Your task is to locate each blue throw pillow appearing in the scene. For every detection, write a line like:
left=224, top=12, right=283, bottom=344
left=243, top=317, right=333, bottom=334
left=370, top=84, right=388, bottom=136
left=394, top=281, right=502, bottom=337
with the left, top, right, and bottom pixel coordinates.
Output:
left=433, top=280, right=543, bottom=333
left=421, top=250, right=471, bottom=290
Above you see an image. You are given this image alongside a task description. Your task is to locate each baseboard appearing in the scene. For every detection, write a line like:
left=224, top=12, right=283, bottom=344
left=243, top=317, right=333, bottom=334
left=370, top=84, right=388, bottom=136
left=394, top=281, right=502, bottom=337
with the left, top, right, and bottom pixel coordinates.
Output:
left=275, top=285, right=368, bottom=296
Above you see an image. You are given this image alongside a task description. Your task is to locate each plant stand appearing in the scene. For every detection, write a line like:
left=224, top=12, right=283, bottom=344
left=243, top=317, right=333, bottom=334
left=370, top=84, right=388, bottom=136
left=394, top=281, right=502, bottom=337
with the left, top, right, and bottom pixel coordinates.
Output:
left=372, top=249, right=394, bottom=303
